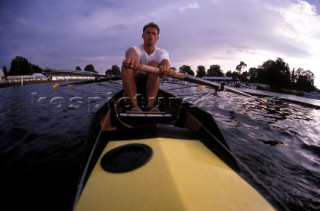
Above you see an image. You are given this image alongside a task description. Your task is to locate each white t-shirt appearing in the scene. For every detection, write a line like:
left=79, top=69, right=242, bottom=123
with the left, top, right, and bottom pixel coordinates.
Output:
left=133, top=45, right=170, bottom=65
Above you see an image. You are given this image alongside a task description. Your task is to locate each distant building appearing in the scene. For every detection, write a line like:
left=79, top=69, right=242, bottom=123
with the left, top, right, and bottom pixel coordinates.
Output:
left=6, top=74, right=48, bottom=82
left=202, top=76, right=240, bottom=86
left=7, top=75, right=33, bottom=80
left=50, top=69, right=102, bottom=77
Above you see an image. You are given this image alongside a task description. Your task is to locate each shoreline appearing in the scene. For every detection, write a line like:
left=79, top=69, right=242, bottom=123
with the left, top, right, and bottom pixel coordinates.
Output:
left=0, top=79, right=89, bottom=89
left=0, top=80, right=53, bottom=88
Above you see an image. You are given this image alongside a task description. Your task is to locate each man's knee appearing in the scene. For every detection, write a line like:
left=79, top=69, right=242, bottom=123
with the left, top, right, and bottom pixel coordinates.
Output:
left=122, top=65, right=134, bottom=74
left=148, top=60, right=159, bottom=67
left=121, top=65, right=130, bottom=72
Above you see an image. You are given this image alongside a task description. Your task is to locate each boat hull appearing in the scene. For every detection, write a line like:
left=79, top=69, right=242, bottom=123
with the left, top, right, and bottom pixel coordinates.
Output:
left=76, top=136, right=274, bottom=211
left=73, top=89, right=275, bottom=210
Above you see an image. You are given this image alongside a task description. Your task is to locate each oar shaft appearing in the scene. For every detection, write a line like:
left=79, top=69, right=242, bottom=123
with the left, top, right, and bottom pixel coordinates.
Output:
left=133, top=64, right=251, bottom=97
left=224, top=86, right=252, bottom=97
left=52, top=76, right=121, bottom=88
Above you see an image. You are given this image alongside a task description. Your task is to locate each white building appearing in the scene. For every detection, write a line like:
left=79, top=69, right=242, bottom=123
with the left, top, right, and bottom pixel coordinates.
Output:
left=32, top=73, right=48, bottom=79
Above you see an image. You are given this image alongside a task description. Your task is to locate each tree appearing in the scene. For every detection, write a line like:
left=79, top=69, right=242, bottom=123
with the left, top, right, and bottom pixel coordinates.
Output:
left=236, top=61, right=247, bottom=74
left=43, top=68, right=52, bottom=73
left=9, top=56, right=43, bottom=75
left=296, top=69, right=315, bottom=91
left=225, top=70, right=232, bottom=77
left=196, top=65, right=206, bottom=77
left=274, top=58, right=291, bottom=87
left=31, top=64, right=43, bottom=73
left=179, top=65, right=194, bottom=76
left=2, top=65, right=8, bottom=80
left=259, top=58, right=290, bottom=90
left=291, top=68, right=296, bottom=83
left=84, top=64, right=97, bottom=73
left=75, top=66, right=81, bottom=71
left=10, top=56, right=30, bottom=75
left=112, top=65, right=121, bottom=76
left=207, top=65, right=224, bottom=76
left=258, top=60, right=273, bottom=84
left=225, top=70, right=239, bottom=80
left=248, top=67, right=258, bottom=82
left=239, top=71, right=249, bottom=82
left=105, top=65, right=121, bottom=76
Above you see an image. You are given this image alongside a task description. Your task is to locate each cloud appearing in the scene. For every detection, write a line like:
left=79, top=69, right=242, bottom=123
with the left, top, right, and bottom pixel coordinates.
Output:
left=161, top=1, right=320, bottom=78
left=273, top=1, right=320, bottom=55
left=0, top=0, right=320, bottom=87
left=178, top=2, right=199, bottom=13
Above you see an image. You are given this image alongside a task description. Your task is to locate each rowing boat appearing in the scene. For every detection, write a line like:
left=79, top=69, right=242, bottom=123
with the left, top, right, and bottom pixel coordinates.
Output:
left=72, top=88, right=275, bottom=210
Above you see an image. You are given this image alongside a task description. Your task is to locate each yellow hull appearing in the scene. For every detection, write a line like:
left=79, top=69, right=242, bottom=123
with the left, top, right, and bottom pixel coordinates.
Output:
left=75, top=137, right=274, bottom=211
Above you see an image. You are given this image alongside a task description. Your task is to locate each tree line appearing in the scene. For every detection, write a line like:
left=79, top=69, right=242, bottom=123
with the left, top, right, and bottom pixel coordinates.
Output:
left=2, top=56, right=44, bottom=78
left=179, top=57, right=316, bottom=92
left=1, top=56, right=104, bottom=77
left=2, top=55, right=316, bottom=92
left=2, top=56, right=122, bottom=77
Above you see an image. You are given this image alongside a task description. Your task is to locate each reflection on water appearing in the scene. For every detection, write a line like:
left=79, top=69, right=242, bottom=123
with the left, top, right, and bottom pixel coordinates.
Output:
left=0, top=81, right=319, bottom=211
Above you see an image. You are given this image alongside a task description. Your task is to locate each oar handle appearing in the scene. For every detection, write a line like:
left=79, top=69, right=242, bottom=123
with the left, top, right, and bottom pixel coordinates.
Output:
left=125, top=63, right=220, bottom=89
left=136, top=64, right=186, bottom=80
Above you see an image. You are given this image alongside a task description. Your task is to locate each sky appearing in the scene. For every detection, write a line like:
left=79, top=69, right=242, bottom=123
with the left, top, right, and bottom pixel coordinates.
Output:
left=1, top=0, right=320, bottom=88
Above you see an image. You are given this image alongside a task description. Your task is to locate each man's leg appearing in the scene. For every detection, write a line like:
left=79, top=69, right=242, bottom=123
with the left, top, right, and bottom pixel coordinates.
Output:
left=121, top=66, right=139, bottom=107
left=146, top=60, right=160, bottom=109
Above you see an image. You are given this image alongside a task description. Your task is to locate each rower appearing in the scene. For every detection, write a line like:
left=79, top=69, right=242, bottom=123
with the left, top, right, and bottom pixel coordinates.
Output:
left=121, top=22, right=172, bottom=112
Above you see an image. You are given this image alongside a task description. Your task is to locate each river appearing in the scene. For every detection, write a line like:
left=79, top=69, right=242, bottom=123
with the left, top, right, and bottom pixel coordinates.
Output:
left=0, top=80, right=319, bottom=211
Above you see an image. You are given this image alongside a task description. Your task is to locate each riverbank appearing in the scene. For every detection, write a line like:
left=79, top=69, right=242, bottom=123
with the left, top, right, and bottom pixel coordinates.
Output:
left=0, top=80, right=52, bottom=88
left=0, top=78, right=92, bottom=89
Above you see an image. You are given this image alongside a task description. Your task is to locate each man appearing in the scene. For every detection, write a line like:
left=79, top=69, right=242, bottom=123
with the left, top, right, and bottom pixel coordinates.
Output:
left=122, top=22, right=172, bottom=111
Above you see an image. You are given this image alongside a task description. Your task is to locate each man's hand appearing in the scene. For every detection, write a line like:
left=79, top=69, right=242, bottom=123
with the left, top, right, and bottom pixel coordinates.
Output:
left=159, top=59, right=171, bottom=76
left=123, top=58, right=139, bottom=69
left=159, top=65, right=171, bottom=76
left=123, top=48, right=139, bottom=69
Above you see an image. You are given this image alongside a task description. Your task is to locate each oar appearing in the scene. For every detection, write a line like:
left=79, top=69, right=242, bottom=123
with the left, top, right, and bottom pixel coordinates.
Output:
left=133, top=64, right=252, bottom=97
left=52, top=76, right=121, bottom=88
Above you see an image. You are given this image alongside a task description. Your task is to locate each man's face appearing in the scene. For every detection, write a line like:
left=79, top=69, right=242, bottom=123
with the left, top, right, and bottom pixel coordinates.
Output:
left=142, top=27, right=159, bottom=46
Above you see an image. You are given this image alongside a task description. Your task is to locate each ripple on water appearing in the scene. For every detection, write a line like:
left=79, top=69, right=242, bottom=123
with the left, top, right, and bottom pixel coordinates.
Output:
left=1, top=82, right=319, bottom=210
left=164, top=84, right=320, bottom=210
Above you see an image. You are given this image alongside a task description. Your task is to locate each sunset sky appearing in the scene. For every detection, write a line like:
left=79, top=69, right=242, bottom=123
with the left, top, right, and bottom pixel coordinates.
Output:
left=1, top=0, right=319, bottom=87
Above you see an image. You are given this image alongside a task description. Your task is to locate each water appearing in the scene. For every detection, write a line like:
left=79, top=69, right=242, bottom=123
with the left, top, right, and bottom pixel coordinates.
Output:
left=0, top=81, right=319, bottom=211
left=164, top=83, right=320, bottom=211
left=0, top=81, right=122, bottom=211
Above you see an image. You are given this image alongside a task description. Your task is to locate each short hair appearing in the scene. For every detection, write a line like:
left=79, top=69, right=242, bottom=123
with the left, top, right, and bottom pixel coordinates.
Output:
left=143, top=22, right=160, bottom=35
